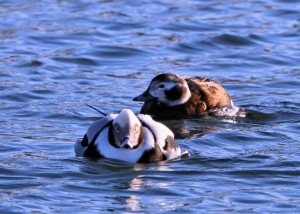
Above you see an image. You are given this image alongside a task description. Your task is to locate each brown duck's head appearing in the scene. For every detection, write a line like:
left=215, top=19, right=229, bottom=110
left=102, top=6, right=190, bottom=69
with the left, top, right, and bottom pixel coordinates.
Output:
left=133, top=73, right=191, bottom=107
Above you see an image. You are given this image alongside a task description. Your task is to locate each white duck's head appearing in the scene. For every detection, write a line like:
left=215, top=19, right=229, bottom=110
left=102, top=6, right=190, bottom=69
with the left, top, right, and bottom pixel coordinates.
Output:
left=133, top=73, right=191, bottom=106
left=112, top=109, right=143, bottom=149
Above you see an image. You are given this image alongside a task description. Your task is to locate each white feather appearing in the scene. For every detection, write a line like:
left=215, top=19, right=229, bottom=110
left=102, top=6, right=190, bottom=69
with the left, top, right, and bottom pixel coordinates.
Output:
left=95, top=127, right=155, bottom=163
left=138, top=114, right=181, bottom=159
left=86, top=113, right=117, bottom=141
left=74, top=113, right=117, bottom=157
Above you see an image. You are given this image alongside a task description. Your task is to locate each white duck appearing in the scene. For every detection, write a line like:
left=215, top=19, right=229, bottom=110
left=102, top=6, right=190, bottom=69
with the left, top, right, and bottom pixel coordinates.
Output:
left=74, top=109, right=182, bottom=163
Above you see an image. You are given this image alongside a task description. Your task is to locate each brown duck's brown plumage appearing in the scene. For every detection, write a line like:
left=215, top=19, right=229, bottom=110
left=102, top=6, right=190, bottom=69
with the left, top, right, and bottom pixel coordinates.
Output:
left=186, top=77, right=232, bottom=110
left=134, top=74, right=233, bottom=120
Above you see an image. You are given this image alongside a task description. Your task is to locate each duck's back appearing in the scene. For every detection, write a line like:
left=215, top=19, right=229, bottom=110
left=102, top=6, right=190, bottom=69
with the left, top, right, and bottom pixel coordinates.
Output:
left=186, top=77, right=232, bottom=110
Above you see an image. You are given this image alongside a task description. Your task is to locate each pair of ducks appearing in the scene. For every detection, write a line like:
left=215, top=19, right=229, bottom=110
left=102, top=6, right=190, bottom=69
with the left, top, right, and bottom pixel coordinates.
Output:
left=75, top=73, right=242, bottom=163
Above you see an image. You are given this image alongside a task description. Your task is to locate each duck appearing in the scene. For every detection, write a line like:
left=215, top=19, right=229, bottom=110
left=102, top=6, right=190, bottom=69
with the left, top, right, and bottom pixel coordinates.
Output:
left=74, top=109, right=182, bottom=163
left=133, top=73, right=242, bottom=120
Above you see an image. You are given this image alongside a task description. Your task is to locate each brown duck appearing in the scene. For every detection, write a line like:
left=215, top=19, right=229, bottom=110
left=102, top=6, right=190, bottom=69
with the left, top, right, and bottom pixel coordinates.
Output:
left=133, top=73, right=239, bottom=120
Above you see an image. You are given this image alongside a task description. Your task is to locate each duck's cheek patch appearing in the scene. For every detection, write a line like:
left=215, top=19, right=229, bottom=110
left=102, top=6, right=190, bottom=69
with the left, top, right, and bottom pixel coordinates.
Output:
left=165, top=85, right=182, bottom=100
left=108, top=126, right=120, bottom=148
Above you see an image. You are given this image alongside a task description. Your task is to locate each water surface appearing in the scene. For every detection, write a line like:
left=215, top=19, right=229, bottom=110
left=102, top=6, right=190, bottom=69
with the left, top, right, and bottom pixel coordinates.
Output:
left=1, top=0, right=300, bottom=213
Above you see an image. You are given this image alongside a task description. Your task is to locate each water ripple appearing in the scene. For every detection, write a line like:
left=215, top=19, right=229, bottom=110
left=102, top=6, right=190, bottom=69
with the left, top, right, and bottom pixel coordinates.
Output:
left=1, top=0, right=300, bottom=213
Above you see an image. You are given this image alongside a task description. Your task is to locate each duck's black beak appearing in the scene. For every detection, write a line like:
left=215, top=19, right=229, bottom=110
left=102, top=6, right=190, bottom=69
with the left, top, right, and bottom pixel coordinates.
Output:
left=133, top=89, right=155, bottom=101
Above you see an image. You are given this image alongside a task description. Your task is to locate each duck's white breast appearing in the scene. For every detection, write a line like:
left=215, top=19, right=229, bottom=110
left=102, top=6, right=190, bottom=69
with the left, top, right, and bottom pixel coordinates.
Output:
left=95, top=127, right=155, bottom=163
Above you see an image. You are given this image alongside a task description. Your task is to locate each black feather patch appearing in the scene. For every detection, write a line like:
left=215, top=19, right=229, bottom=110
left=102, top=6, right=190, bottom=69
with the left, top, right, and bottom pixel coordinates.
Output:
left=83, top=142, right=102, bottom=158
left=108, top=125, right=120, bottom=148
left=137, top=143, right=166, bottom=163
left=163, top=135, right=177, bottom=151
left=81, top=134, right=89, bottom=147
left=83, top=121, right=113, bottom=158
left=152, top=73, right=170, bottom=82
left=165, top=85, right=183, bottom=100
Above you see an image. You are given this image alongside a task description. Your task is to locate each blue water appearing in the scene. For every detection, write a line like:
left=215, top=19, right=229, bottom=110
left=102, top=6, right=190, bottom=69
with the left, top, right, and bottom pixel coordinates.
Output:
left=1, top=0, right=300, bottom=213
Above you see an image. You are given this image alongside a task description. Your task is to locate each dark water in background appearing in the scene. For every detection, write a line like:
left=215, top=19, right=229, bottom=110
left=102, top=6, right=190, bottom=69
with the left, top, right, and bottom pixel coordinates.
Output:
left=0, top=0, right=300, bottom=213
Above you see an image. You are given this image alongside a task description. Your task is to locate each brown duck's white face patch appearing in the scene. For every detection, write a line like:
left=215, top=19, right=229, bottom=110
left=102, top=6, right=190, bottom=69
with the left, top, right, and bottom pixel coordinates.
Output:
left=149, top=80, right=176, bottom=101
left=112, top=109, right=142, bottom=149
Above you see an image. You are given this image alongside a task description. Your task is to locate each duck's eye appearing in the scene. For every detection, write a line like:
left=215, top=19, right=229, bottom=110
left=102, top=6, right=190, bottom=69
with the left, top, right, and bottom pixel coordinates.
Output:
left=159, top=84, right=165, bottom=88
left=115, top=126, right=119, bottom=132
left=134, top=125, right=138, bottom=133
